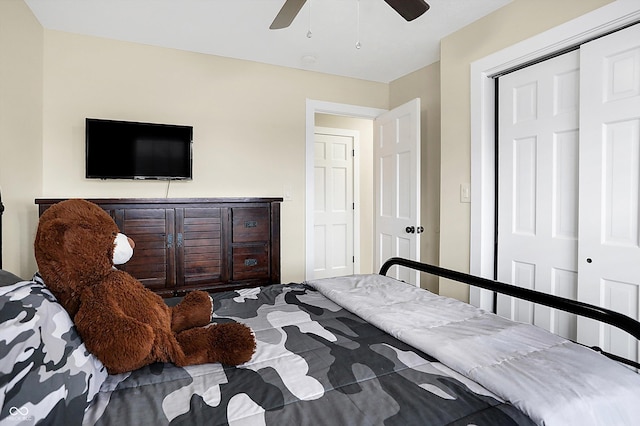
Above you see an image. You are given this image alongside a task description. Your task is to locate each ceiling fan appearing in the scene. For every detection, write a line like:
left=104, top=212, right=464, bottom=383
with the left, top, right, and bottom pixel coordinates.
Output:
left=269, top=0, right=430, bottom=30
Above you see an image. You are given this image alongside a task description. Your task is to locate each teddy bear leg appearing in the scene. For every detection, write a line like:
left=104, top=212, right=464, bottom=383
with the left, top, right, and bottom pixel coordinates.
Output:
left=76, top=313, right=156, bottom=375
left=171, top=290, right=214, bottom=333
left=175, top=323, right=256, bottom=367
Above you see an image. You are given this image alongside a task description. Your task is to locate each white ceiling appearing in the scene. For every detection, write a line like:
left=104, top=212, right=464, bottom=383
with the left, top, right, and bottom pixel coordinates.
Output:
left=25, top=0, right=513, bottom=83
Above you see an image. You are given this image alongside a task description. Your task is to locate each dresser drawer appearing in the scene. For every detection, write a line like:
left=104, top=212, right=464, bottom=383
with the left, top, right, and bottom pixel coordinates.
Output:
left=232, top=245, right=269, bottom=280
left=232, top=207, right=270, bottom=242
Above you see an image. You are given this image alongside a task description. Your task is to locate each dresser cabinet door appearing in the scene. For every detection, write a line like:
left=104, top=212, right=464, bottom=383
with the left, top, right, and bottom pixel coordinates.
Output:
left=177, top=207, right=223, bottom=287
left=115, top=208, right=175, bottom=291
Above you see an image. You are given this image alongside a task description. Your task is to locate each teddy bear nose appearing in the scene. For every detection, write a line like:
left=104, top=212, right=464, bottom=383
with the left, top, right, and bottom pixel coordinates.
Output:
left=127, top=237, right=135, bottom=249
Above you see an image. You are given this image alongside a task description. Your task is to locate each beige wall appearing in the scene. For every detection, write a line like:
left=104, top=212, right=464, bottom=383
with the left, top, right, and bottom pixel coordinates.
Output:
left=390, top=63, right=441, bottom=293
left=438, top=0, right=614, bottom=301
left=3, top=0, right=615, bottom=293
left=314, top=113, right=375, bottom=275
left=2, top=5, right=389, bottom=280
left=0, top=0, right=43, bottom=277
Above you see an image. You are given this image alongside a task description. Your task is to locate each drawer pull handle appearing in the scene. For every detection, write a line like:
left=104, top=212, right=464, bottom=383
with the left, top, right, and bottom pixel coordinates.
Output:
left=177, top=233, right=183, bottom=248
left=167, top=234, right=173, bottom=249
left=244, top=221, right=258, bottom=228
left=244, top=258, right=258, bottom=267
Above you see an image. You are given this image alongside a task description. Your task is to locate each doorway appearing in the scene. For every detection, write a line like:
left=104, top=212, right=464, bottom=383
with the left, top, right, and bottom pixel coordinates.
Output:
left=305, top=99, right=422, bottom=283
left=305, top=100, right=384, bottom=280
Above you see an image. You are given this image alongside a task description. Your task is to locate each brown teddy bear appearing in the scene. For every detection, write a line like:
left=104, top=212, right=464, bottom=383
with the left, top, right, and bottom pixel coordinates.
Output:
left=34, top=199, right=256, bottom=374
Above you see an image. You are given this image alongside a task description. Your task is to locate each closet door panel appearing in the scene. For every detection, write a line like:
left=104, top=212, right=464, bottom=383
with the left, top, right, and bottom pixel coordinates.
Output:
left=578, top=23, right=640, bottom=363
left=497, top=50, right=580, bottom=339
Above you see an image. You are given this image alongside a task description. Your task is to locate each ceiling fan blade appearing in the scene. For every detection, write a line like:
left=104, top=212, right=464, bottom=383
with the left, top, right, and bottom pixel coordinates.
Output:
left=270, top=0, right=308, bottom=30
left=383, top=0, right=430, bottom=21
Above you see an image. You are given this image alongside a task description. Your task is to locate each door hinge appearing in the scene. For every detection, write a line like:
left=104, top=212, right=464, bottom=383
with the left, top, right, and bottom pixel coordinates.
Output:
left=353, top=256, right=355, bottom=263
left=352, top=202, right=355, bottom=210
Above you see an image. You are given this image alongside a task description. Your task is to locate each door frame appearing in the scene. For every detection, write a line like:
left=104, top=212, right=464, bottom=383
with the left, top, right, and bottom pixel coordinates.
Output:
left=469, top=0, right=640, bottom=310
left=305, top=100, right=387, bottom=280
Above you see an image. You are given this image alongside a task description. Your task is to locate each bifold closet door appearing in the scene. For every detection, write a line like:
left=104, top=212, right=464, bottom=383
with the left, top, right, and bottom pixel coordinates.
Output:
left=577, top=23, right=640, bottom=364
left=496, top=51, right=580, bottom=340
left=497, top=23, right=640, bottom=364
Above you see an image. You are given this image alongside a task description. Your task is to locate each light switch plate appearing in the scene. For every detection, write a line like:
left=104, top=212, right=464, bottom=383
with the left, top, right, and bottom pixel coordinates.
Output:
left=460, top=183, right=471, bottom=203
left=283, top=184, right=293, bottom=201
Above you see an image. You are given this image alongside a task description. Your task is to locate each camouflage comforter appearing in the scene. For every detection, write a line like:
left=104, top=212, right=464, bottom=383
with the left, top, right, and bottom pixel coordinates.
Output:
left=0, top=277, right=107, bottom=425
left=82, top=283, right=533, bottom=425
left=1, top=275, right=535, bottom=425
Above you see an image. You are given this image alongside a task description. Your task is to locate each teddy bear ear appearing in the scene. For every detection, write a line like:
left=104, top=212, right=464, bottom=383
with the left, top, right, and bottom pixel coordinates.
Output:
left=35, top=218, right=71, bottom=253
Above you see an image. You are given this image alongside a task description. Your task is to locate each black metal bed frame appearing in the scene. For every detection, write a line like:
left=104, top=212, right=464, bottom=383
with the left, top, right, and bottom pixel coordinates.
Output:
left=379, top=257, right=640, bottom=369
left=0, top=189, right=4, bottom=269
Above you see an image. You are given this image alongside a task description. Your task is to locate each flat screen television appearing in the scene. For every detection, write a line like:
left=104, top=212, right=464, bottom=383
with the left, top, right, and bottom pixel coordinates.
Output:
left=85, top=118, right=193, bottom=180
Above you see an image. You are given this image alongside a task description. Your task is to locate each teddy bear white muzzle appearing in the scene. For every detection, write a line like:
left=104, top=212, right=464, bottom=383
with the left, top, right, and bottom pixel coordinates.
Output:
left=113, top=233, right=135, bottom=265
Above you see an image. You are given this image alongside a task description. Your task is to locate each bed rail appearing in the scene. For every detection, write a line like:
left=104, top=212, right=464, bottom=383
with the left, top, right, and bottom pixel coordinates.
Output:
left=380, top=257, right=640, bottom=369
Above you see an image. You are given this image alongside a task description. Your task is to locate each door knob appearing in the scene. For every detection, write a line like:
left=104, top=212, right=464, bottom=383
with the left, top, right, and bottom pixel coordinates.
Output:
left=405, top=226, right=415, bottom=234
left=416, top=226, right=424, bottom=234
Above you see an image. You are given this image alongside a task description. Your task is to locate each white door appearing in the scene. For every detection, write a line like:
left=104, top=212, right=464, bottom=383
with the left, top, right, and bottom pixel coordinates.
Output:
left=313, top=127, right=355, bottom=279
left=497, top=51, right=580, bottom=339
left=577, top=23, right=640, bottom=363
left=374, top=98, right=421, bottom=285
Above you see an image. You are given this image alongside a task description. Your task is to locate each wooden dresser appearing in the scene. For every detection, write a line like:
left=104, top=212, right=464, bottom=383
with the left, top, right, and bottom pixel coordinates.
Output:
left=36, top=198, right=282, bottom=296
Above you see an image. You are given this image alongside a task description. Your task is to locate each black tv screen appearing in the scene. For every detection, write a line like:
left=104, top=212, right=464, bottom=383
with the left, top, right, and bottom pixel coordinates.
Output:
left=86, top=118, right=193, bottom=180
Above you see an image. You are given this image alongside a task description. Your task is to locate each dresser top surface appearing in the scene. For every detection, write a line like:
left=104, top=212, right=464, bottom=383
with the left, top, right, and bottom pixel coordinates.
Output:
left=36, top=197, right=283, bottom=206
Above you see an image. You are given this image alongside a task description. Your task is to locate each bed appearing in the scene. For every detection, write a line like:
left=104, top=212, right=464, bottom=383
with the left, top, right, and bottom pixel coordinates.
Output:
left=1, top=199, right=640, bottom=425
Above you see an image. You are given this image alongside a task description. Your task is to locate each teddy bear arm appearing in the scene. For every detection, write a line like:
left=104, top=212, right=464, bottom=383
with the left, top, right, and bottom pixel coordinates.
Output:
left=75, top=300, right=156, bottom=374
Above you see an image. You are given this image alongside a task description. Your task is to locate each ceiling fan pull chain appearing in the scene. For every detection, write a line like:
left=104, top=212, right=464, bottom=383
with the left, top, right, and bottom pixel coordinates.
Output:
left=355, top=0, right=362, bottom=49
left=306, top=0, right=313, bottom=38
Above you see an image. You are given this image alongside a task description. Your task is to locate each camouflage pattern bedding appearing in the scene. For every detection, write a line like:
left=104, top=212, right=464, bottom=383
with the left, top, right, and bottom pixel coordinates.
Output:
left=0, top=276, right=107, bottom=426
left=84, top=284, right=534, bottom=426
